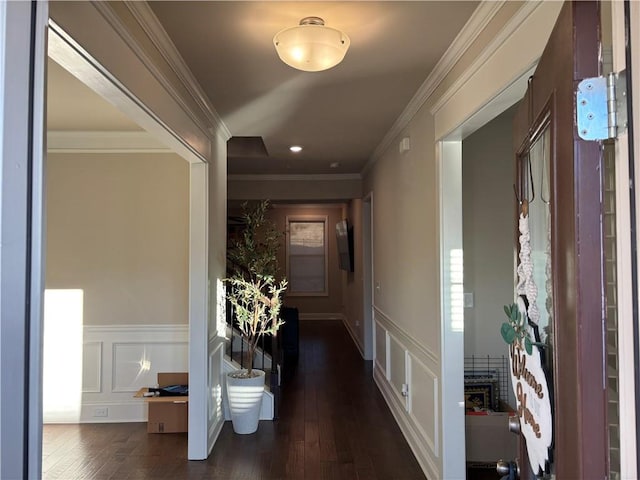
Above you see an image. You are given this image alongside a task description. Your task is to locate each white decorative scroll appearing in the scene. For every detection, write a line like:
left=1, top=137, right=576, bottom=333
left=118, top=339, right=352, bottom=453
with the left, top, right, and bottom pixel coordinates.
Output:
left=516, top=214, right=540, bottom=325
left=509, top=297, right=552, bottom=475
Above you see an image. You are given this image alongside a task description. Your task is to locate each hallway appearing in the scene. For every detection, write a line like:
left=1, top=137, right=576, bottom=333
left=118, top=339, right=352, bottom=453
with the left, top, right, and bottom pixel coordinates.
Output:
left=43, top=320, right=426, bottom=479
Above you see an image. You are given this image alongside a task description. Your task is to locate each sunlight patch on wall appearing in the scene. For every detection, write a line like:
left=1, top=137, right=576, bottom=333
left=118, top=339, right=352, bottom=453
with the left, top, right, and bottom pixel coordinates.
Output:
left=217, top=277, right=226, bottom=337
left=43, top=289, right=84, bottom=423
left=450, top=249, right=464, bottom=332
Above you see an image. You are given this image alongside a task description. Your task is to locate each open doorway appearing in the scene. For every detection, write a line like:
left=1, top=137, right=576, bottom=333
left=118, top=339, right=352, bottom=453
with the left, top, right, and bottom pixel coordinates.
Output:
left=461, top=105, right=518, bottom=476
left=42, top=14, right=216, bottom=470
left=43, top=57, right=192, bottom=428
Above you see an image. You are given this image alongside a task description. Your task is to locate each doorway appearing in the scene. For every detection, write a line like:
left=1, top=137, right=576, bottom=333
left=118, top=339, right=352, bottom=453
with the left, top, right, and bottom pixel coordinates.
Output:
left=461, top=106, right=518, bottom=475
left=42, top=13, right=216, bottom=467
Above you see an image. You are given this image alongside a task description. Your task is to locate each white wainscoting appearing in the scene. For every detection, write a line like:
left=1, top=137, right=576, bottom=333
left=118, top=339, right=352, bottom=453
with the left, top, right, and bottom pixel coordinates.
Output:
left=45, top=324, right=189, bottom=424
left=373, top=307, right=440, bottom=479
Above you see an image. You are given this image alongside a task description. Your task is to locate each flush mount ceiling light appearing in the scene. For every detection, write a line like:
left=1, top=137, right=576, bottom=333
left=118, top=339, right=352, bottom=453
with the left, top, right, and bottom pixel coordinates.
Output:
left=289, top=145, right=303, bottom=153
left=273, top=17, right=350, bottom=72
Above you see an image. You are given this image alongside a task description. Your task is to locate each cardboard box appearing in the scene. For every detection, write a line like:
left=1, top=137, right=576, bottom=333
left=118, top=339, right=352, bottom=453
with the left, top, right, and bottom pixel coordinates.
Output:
left=465, top=412, right=518, bottom=462
left=135, top=372, right=188, bottom=434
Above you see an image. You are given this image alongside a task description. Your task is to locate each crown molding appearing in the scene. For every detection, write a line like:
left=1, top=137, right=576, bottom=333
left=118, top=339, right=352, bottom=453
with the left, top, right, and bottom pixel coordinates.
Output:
left=47, top=131, right=172, bottom=153
left=92, top=1, right=231, bottom=141
left=362, top=1, right=505, bottom=176
left=429, top=1, right=543, bottom=117
left=228, top=173, right=362, bottom=182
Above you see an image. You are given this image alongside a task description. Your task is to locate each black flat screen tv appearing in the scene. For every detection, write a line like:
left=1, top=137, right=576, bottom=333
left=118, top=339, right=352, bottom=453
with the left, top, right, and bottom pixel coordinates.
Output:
left=336, top=219, right=354, bottom=272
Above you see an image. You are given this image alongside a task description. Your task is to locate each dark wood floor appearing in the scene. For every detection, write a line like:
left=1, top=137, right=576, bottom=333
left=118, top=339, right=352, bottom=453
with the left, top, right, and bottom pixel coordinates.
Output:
left=43, top=320, right=426, bottom=479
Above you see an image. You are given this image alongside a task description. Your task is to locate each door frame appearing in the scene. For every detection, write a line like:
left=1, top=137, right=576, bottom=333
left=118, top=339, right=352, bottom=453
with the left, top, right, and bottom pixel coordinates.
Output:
left=437, top=0, right=638, bottom=477
left=0, top=2, right=48, bottom=478
left=47, top=21, right=212, bottom=459
left=611, top=1, right=639, bottom=477
left=363, top=192, right=374, bottom=361
left=434, top=2, right=562, bottom=477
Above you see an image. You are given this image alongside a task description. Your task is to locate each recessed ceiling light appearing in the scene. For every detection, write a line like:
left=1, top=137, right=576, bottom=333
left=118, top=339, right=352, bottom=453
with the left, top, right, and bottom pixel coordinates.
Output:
left=289, top=145, right=303, bottom=153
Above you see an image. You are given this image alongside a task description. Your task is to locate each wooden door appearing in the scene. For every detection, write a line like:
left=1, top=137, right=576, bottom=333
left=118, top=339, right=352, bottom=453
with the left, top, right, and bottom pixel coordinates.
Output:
left=512, top=1, right=607, bottom=478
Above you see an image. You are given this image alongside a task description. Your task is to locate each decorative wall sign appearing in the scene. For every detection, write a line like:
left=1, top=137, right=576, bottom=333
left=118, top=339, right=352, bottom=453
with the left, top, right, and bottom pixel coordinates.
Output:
left=504, top=296, right=553, bottom=475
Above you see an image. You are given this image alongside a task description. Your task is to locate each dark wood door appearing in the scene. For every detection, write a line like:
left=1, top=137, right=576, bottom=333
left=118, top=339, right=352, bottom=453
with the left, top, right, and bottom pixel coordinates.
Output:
left=513, top=2, right=606, bottom=478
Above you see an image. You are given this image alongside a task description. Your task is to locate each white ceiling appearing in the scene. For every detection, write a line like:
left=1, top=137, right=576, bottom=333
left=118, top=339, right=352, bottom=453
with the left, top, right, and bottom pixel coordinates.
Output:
left=47, top=1, right=480, bottom=175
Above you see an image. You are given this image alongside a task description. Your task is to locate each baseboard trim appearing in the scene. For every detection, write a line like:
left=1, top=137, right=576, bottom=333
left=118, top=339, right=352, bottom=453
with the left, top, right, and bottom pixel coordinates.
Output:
left=342, top=318, right=365, bottom=359
left=43, top=401, right=147, bottom=424
left=374, top=366, right=439, bottom=479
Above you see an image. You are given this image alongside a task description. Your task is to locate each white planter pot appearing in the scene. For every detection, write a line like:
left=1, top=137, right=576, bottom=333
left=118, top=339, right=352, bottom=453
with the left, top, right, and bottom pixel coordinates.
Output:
left=226, top=369, right=265, bottom=434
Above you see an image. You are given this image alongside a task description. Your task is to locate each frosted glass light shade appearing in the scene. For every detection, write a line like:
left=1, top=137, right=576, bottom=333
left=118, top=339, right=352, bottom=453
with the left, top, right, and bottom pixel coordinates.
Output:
left=273, top=17, right=350, bottom=72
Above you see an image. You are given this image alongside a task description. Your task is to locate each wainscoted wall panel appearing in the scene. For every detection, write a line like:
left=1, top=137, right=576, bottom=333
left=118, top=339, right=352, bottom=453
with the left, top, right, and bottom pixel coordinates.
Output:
left=389, top=334, right=407, bottom=404
left=73, top=324, right=188, bottom=423
left=112, top=342, right=188, bottom=392
left=375, top=321, right=387, bottom=376
left=209, top=341, right=224, bottom=422
left=82, top=342, right=102, bottom=393
left=373, top=307, right=440, bottom=479
left=408, top=353, right=439, bottom=455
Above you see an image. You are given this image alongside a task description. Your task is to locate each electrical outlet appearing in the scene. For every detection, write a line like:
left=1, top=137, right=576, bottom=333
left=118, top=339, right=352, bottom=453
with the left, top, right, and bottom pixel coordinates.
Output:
left=94, top=407, right=108, bottom=418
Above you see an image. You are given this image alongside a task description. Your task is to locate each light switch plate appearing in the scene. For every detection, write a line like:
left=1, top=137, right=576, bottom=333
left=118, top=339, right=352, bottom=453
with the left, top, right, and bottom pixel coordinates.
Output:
left=463, top=292, right=474, bottom=308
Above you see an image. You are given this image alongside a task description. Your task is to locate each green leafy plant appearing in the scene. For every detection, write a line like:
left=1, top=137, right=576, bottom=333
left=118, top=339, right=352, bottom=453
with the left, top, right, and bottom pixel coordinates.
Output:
left=226, top=200, right=287, bottom=377
left=228, top=200, right=281, bottom=282
left=500, top=303, right=534, bottom=355
left=226, top=275, right=287, bottom=377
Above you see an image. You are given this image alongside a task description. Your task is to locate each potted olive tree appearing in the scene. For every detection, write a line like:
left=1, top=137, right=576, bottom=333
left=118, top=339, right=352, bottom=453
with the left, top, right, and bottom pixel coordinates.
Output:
left=225, top=200, right=287, bottom=434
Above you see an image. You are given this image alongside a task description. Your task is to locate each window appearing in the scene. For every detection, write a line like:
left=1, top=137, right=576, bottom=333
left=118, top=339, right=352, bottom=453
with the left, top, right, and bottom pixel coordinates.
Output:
left=287, top=216, right=328, bottom=296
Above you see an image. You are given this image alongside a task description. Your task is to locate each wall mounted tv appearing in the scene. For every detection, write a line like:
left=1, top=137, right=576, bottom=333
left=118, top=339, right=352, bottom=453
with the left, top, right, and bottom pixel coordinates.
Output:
left=336, top=219, right=354, bottom=272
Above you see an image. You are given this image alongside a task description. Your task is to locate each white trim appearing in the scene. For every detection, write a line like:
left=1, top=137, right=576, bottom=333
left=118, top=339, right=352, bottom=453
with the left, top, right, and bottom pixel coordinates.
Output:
left=207, top=340, right=225, bottom=453
left=374, top=367, right=439, bottom=479
left=188, top=162, right=212, bottom=460
left=342, top=316, right=365, bottom=358
left=229, top=173, right=362, bottom=182
left=430, top=1, right=542, bottom=116
left=92, top=1, right=229, bottom=141
left=362, top=1, right=504, bottom=175
left=123, top=2, right=230, bottom=140
left=47, top=22, right=208, bottom=165
left=373, top=306, right=438, bottom=367
left=0, top=3, right=48, bottom=477
left=407, top=351, right=440, bottom=457
left=84, top=324, right=188, bottom=335
left=362, top=192, right=374, bottom=361
left=29, top=3, right=48, bottom=478
left=47, top=130, right=172, bottom=153
left=611, top=2, right=638, bottom=477
left=437, top=141, right=465, bottom=479
left=432, top=2, right=561, bottom=142
left=82, top=342, right=103, bottom=393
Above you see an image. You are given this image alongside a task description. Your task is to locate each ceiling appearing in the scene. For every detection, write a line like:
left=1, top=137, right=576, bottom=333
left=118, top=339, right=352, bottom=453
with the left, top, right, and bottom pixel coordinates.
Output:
left=47, top=1, right=480, bottom=176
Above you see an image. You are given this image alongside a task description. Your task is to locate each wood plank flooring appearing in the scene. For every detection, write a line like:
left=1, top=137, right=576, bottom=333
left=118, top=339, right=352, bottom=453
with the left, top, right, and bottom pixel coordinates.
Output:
left=43, top=320, right=426, bottom=479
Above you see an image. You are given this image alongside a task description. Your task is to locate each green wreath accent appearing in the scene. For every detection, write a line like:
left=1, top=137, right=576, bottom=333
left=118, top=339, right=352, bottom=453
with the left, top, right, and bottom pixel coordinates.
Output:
left=500, top=302, right=534, bottom=355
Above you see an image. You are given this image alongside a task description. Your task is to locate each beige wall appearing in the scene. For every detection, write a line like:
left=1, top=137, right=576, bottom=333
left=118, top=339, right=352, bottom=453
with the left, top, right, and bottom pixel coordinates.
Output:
left=361, top=4, right=560, bottom=477
left=46, top=152, right=189, bottom=325
left=363, top=101, right=440, bottom=352
left=272, top=204, right=345, bottom=316
left=462, top=106, right=516, bottom=359
left=228, top=203, right=346, bottom=317
left=228, top=177, right=361, bottom=201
